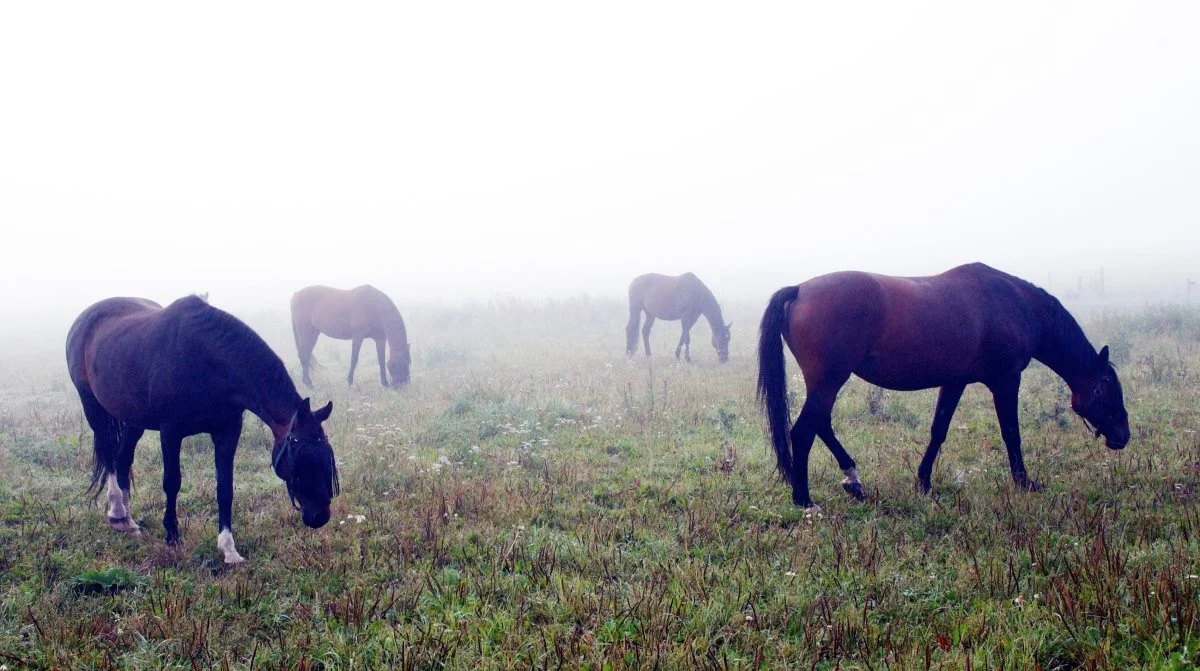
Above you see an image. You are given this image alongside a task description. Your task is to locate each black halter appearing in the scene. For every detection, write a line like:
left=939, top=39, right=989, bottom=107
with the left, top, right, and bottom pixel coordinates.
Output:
left=273, top=434, right=340, bottom=511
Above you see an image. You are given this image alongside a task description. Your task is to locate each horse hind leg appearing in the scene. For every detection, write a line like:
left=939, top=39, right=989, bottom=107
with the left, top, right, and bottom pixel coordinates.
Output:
left=917, top=384, right=966, bottom=494
left=347, top=337, right=364, bottom=386
left=675, top=315, right=696, bottom=362
left=296, top=326, right=319, bottom=387
left=816, top=421, right=865, bottom=501
left=107, top=424, right=145, bottom=534
left=794, top=375, right=861, bottom=507
left=625, top=306, right=642, bottom=356
left=641, top=316, right=656, bottom=357
left=77, top=389, right=139, bottom=534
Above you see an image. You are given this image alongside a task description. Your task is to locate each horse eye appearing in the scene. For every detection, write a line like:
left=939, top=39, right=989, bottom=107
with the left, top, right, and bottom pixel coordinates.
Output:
left=1092, top=387, right=1103, bottom=397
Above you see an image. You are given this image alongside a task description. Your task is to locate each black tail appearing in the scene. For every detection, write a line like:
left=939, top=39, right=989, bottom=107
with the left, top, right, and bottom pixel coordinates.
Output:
left=757, top=285, right=799, bottom=485
left=86, top=437, right=107, bottom=500
left=81, top=404, right=118, bottom=501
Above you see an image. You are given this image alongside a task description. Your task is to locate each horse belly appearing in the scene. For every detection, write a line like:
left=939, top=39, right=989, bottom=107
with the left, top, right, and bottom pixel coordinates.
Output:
left=642, top=293, right=686, bottom=321
left=312, top=310, right=365, bottom=340
left=854, top=349, right=979, bottom=391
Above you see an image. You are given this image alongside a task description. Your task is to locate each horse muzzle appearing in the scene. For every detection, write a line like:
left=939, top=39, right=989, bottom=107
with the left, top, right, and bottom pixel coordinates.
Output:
left=1104, top=425, right=1130, bottom=450
left=1105, top=435, right=1129, bottom=450
left=302, top=507, right=331, bottom=528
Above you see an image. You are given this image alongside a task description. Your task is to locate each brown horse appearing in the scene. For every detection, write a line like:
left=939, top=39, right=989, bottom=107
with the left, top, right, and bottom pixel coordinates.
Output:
left=626, top=272, right=731, bottom=363
left=66, top=296, right=339, bottom=564
left=290, top=285, right=411, bottom=388
left=757, top=263, right=1130, bottom=508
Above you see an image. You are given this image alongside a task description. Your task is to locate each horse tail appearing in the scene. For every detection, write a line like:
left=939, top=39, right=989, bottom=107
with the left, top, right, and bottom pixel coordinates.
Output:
left=757, top=285, right=799, bottom=485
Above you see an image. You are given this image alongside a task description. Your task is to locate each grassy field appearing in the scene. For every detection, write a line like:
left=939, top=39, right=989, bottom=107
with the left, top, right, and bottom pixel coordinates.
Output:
left=0, top=297, right=1198, bottom=670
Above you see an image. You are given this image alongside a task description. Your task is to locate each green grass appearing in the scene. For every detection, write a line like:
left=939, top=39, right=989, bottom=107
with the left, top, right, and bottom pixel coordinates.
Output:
left=0, top=299, right=1198, bottom=669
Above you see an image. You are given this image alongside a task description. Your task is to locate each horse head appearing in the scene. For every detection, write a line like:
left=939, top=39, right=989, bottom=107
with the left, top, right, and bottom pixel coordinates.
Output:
left=1070, top=346, right=1130, bottom=449
left=388, top=342, right=411, bottom=387
left=712, top=322, right=732, bottom=363
left=272, top=398, right=339, bottom=527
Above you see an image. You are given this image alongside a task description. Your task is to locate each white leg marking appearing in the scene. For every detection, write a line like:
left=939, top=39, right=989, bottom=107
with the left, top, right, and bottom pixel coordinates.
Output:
left=106, top=474, right=140, bottom=534
left=217, top=529, right=245, bottom=564
left=842, top=467, right=861, bottom=486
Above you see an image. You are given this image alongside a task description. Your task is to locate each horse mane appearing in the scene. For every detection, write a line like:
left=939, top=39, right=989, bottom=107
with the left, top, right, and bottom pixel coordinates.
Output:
left=691, top=277, right=725, bottom=325
left=173, top=297, right=299, bottom=415
left=1010, top=275, right=1097, bottom=369
left=364, top=286, right=408, bottom=344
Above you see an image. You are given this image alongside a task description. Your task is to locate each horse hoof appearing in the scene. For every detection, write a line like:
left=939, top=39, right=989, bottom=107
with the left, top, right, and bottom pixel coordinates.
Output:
left=1016, top=477, right=1043, bottom=492
left=915, top=477, right=933, bottom=495
left=108, top=516, right=141, bottom=534
left=842, top=482, right=867, bottom=501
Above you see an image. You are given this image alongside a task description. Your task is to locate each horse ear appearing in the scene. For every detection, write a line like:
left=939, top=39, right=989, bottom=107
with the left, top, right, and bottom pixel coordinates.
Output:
left=1096, top=345, right=1110, bottom=370
left=313, top=400, right=333, bottom=423
left=297, top=397, right=312, bottom=417
left=726, top=322, right=732, bottom=331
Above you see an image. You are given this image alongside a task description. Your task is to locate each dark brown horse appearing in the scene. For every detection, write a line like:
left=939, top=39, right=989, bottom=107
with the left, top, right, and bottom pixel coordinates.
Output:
left=626, top=272, right=731, bottom=363
left=757, top=263, right=1130, bottom=508
left=66, top=296, right=339, bottom=564
left=290, top=285, right=411, bottom=388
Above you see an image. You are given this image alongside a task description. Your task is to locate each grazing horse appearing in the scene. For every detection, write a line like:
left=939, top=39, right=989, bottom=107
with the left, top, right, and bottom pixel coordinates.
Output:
left=66, top=296, right=339, bottom=564
left=757, top=263, right=1130, bottom=508
left=290, top=285, right=411, bottom=388
left=626, top=272, right=732, bottom=363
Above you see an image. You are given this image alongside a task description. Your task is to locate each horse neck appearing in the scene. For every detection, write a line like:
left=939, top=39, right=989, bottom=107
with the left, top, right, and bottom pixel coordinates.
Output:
left=383, top=311, right=408, bottom=353
left=226, top=349, right=301, bottom=439
left=698, top=293, right=724, bottom=331
left=1032, top=295, right=1096, bottom=387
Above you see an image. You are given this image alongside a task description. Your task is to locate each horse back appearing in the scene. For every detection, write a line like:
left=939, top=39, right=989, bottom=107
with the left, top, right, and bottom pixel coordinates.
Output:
left=69, top=296, right=257, bottom=428
left=786, top=266, right=1042, bottom=389
left=630, top=272, right=709, bottom=320
left=292, top=285, right=391, bottom=340
left=67, top=297, right=163, bottom=391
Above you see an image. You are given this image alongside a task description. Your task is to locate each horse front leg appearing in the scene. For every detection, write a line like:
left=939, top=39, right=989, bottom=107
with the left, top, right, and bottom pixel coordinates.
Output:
left=211, top=420, right=245, bottom=564
left=375, top=337, right=388, bottom=386
left=988, top=374, right=1040, bottom=492
left=160, top=429, right=184, bottom=544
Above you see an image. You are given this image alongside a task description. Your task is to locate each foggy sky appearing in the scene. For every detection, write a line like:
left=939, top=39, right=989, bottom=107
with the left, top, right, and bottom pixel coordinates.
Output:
left=2, top=2, right=1198, bottom=326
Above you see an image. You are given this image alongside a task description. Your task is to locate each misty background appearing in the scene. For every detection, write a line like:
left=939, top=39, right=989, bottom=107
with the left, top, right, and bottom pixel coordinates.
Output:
left=2, top=2, right=1198, bottom=350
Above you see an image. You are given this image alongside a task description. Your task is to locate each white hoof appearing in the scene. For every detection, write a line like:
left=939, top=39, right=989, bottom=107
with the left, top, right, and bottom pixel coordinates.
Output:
left=217, top=529, right=245, bottom=564
left=109, top=517, right=142, bottom=535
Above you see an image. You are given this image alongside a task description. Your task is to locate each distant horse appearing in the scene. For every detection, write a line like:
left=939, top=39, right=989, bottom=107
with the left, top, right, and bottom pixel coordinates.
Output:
left=66, top=296, right=339, bottom=564
left=757, top=263, right=1130, bottom=508
left=290, top=285, right=411, bottom=388
left=626, top=273, right=731, bottom=363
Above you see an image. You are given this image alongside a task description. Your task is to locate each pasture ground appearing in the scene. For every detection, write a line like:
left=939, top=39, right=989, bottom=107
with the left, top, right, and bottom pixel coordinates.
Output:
left=0, top=298, right=1198, bottom=670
